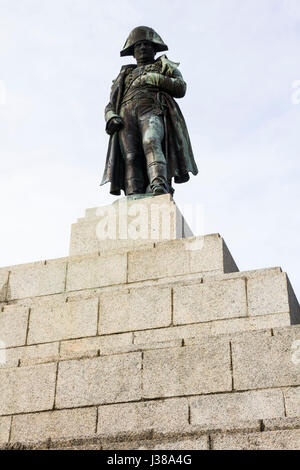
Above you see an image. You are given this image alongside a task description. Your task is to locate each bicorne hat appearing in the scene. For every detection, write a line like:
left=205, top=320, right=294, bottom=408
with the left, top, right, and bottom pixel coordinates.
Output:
left=120, top=26, right=168, bottom=57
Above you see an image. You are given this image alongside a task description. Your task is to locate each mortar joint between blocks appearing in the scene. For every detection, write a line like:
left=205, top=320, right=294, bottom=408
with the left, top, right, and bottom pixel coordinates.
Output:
left=245, top=277, right=249, bottom=317
left=282, top=390, right=287, bottom=417
left=53, top=362, right=59, bottom=410
left=141, top=351, right=144, bottom=401
left=5, top=271, right=11, bottom=302
left=95, top=407, right=99, bottom=434
left=64, top=262, right=69, bottom=292
left=8, top=416, right=13, bottom=443
left=58, top=340, right=62, bottom=357
left=170, top=287, right=174, bottom=326
left=126, top=251, right=129, bottom=284
left=25, top=308, right=31, bottom=346
left=97, top=298, right=101, bottom=336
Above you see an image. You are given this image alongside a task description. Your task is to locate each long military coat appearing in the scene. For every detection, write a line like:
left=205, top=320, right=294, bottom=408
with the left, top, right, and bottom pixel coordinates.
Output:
left=100, top=55, right=198, bottom=195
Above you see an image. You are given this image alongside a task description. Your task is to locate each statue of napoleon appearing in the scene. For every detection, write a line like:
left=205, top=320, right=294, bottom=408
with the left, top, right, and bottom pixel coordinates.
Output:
left=100, top=26, right=198, bottom=196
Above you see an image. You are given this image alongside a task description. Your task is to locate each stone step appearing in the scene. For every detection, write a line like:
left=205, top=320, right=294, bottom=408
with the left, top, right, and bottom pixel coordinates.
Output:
left=0, top=326, right=299, bottom=415
left=0, top=234, right=239, bottom=302
left=0, top=324, right=299, bottom=448
left=0, top=314, right=291, bottom=369
left=2, top=413, right=300, bottom=450
left=1, top=269, right=298, bottom=357
left=3, top=234, right=299, bottom=326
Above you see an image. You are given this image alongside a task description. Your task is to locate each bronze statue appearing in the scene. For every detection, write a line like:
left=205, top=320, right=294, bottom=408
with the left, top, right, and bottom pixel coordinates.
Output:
left=101, top=26, right=198, bottom=196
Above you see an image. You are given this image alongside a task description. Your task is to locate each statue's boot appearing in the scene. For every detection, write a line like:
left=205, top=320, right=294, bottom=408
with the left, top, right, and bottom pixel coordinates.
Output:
left=147, top=161, right=169, bottom=195
left=124, top=152, right=146, bottom=195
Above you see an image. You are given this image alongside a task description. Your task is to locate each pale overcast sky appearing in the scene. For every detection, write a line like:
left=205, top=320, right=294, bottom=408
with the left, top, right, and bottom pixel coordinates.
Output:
left=0, top=0, right=300, bottom=299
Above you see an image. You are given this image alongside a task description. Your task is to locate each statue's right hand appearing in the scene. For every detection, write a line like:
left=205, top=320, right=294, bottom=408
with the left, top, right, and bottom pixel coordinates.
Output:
left=106, top=117, right=123, bottom=135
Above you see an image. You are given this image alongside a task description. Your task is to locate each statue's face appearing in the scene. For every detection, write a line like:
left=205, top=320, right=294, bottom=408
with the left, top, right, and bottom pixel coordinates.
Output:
left=133, top=41, right=156, bottom=62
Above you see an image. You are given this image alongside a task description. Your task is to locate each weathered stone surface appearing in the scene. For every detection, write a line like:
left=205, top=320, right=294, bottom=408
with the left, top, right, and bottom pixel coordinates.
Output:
left=173, top=279, right=247, bottom=325
left=202, top=313, right=290, bottom=336
left=143, top=339, right=231, bottom=398
left=11, top=408, right=97, bottom=443
left=60, top=332, right=134, bottom=359
left=185, top=329, right=271, bottom=347
left=70, top=219, right=100, bottom=256
left=99, top=332, right=134, bottom=355
left=190, top=389, right=285, bottom=426
left=247, top=273, right=291, bottom=317
left=50, top=439, right=102, bottom=450
left=212, top=429, right=300, bottom=450
left=203, top=266, right=282, bottom=282
left=0, top=363, right=56, bottom=415
left=99, top=287, right=171, bottom=334
left=9, top=259, right=66, bottom=300
left=28, top=298, right=98, bottom=344
left=139, top=437, right=208, bottom=450
left=100, top=339, right=183, bottom=356
left=272, top=324, right=300, bottom=337
left=0, top=342, right=59, bottom=368
left=127, top=234, right=236, bottom=283
left=0, top=268, right=9, bottom=302
left=133, top=313, right=288, bottom=345
left=0, top=306, right=29, bottom=348
left=232, top=328, right=300, bottom=390
left=66, top=253, right=127, bottom=291
left=128, top=245, right=189, bottom=283
left=284, top=387, right=300, bottom=417
left=187, top=234, right=238, bottom=275
left=0, top=417, right=11, bottom=443
left=102, top=436, right=208, bottom=450
left=56, top=353, right=142, bottom=408
left=188, top=419, right=261, bottom=434
left=263, top=416, right=300, bottom=431
left=11, top=293, right=67, bottom=308
left=60, top=336, right=101, bottom=360
left=70, top=219, right=156, bottom=256
left=20, top=343, right=59, bottom=366
left=97, top=398, right=188, bottom=436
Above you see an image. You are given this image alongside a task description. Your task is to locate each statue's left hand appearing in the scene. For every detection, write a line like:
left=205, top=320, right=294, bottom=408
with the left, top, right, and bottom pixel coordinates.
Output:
left=106, top=116, right=123, bottom=135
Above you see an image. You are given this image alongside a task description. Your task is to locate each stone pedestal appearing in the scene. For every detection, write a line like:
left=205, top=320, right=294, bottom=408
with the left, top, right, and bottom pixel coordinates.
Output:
left=69, top=194, right=193, bottom=256
left=0, top=197, right=300, bottom=450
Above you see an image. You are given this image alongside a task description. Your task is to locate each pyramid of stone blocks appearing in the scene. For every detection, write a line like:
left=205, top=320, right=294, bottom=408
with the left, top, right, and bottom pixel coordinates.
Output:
left=0, top=194, right=299, bottom=450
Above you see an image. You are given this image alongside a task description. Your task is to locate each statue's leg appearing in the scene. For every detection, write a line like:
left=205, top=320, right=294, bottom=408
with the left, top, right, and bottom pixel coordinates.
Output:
left=140, top=113, right=169, bottom=195
left=119, top=104, right=146, bottom=195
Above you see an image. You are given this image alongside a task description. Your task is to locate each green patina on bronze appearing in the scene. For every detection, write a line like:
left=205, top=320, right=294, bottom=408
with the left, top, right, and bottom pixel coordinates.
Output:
left=100, top=26, right=198, bottom=196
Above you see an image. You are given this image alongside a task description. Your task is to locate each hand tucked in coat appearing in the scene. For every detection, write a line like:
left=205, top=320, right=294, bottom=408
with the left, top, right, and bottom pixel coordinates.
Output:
left=139, top=72, right=186, bottom=98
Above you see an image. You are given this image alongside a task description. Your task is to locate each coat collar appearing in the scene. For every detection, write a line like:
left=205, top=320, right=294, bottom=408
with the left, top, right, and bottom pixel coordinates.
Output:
left=120, top=55, right=180, bottom=73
